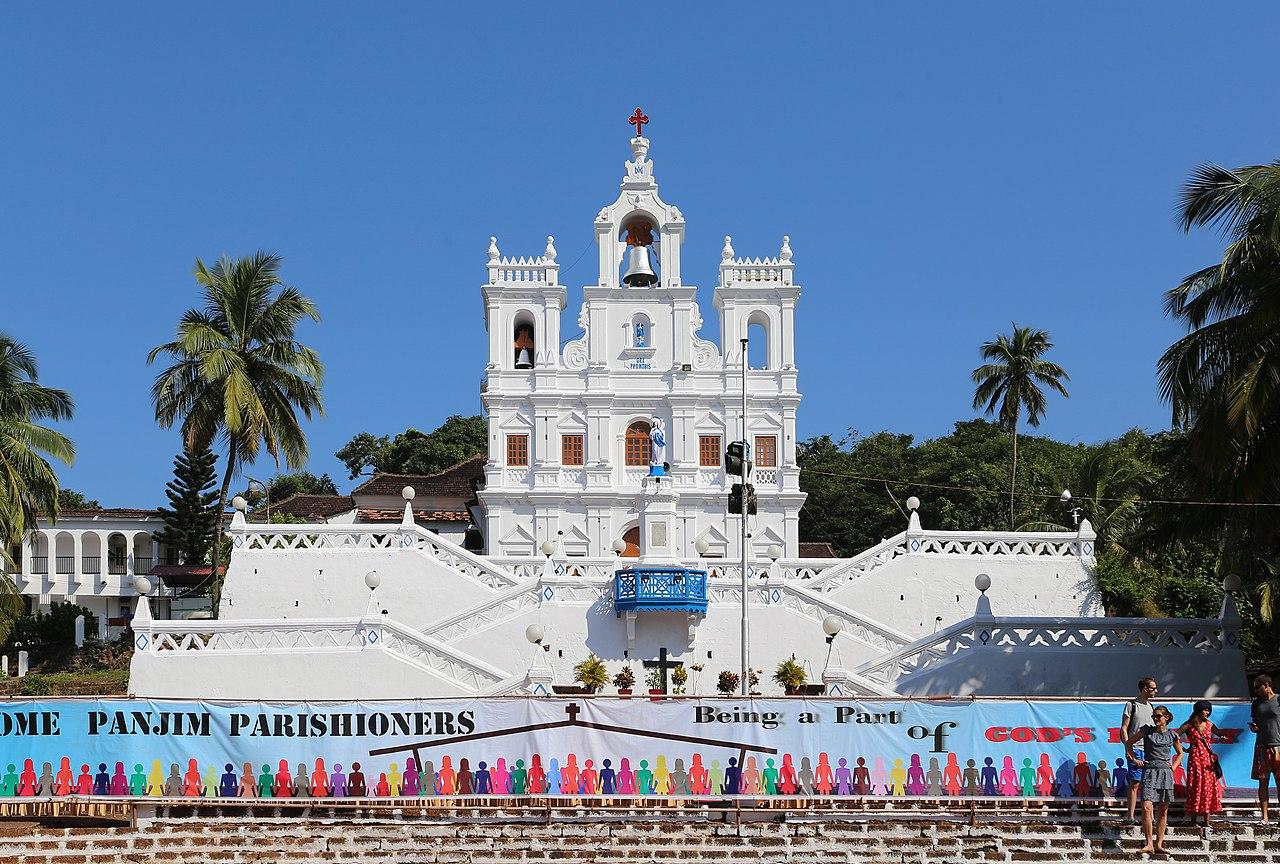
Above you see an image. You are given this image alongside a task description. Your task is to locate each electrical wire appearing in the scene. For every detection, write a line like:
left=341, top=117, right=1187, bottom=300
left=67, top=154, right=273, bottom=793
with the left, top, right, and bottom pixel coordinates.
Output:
left=799, top=467, right=1280, bottom=508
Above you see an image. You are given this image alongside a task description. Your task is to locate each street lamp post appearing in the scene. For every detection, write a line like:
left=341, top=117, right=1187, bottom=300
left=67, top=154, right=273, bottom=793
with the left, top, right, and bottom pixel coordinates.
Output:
left=246, top=477, right=269, bottom=524
left=740, top=335, right=750, bottom=697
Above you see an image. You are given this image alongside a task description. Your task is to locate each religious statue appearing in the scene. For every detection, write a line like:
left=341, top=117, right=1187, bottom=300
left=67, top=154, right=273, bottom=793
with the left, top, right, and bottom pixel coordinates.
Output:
left=648, top=417, right=666, bottom=476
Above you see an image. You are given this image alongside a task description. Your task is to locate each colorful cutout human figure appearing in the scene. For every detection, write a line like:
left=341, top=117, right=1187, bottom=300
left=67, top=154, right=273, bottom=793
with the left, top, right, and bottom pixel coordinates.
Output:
left=311, top=759, right=330, bottom=797
left=943, top=755, right=962, bottom=796
left=925, top=758, right=942, bottom=796
left=112, top=763, right=130, bottom=796
left=616, top=758, right=635, bottom=795
left=854, top=757, right=873, bottom=796
left=38, top=762, right=55, bottom=796
left=999, top=757, right=1018, bottom=796
left=963, top=759, right=979, bottom=795
left=1019, top=759, right=1036, bottom=797
left=906, top=755, right=926, bottom=795
left=889, top=759, right=906, bottom=796
left=1035, top=755, right=1055, bottom=796
left=815, top=753, right=834, bottom=795
left=348, top=762, right=367, bottom=797
left=777, top=755, right=797, bottom=795
left=185, top=760, right=204, bottom=797
left=835, top=758, right=853, bottom=796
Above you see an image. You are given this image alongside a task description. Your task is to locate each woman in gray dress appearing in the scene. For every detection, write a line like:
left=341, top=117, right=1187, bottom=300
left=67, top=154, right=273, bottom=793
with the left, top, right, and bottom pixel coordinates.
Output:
left=1125, top=705, right=1183, bottom=856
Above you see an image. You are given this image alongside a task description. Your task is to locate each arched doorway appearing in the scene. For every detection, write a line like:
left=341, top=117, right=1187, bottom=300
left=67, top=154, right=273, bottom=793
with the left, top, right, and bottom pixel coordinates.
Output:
left=620, top=526, right=640, bottom=558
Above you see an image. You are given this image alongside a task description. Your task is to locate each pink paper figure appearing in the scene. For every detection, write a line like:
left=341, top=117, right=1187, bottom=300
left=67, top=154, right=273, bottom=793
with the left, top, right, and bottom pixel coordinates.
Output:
left=999, top=756, right=1019, bottom=796
left=689, top=754, right=709, bottom=795
left=492, top=758, right=510, bottom=795
left=871, top=757, right=888, bottom=795
left=742, top=757, right=761, bottom=795
left=617, top=758, right=636, bottom=795
left=403, top=759, right=420, bottom=796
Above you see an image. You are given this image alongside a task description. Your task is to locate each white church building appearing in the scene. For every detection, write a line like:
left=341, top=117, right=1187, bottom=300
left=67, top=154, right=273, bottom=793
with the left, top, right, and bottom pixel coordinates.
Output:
left=478, top=132, right=802, bottom=563
left=128, top=121, right=1247, bottom=702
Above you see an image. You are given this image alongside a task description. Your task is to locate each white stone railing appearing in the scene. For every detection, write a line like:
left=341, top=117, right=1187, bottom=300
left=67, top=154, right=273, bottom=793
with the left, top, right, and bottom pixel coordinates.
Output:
left=905, top=529, right=1093, bottom=559
left=802, top=534, right=910, bottom=593
left=486, top=255, right=558, bottom=287
left=229, top=521, right=520, bottom=591
left=754, top=468, right=778, bottom=484
left=719, top=257, right=793, bottom=287
left=135, top=615, right=509, bottom=693
left=850, top=615, right=1233, bottom=689
left=487, top=557, right=846, bottom=583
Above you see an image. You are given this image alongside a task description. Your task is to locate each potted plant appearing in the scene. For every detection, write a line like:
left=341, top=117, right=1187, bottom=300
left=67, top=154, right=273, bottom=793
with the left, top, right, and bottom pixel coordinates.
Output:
left=572, top=653, right=608, bottom=694
left=613, top=665, right=635, bottom=698
left=716, top=670, right=740, bottom=696
left=773, top=657, right=808, bottom=695
left=646, top=667, right=665, bottom=701
left=748, top=668, right=762, bottom=696
left=671, top=664, right=688, bottom=697
left=690, top=663, right=705, bottom=695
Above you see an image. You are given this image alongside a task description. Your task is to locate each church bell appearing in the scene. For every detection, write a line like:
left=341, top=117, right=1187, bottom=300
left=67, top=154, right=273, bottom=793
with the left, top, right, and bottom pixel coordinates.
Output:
left=514, top=347, right=533, bottom=369
left=623, top=245, right=657, bottom=287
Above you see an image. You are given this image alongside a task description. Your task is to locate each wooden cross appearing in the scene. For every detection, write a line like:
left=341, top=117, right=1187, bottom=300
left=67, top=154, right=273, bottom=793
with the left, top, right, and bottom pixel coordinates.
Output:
left=628, top=107, right=649, bottom=138
left=642, top=647, right=680, bottom=692
left=565, top=703, right=581, bottom=723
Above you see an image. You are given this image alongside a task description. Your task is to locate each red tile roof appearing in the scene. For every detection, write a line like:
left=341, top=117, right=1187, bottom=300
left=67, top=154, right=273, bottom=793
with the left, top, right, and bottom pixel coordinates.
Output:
left=357, top=509, right=473, bottom=524
left=269, top=493, right=356, bottom=520
left=352, top=456, right=485, bottom=499
left=798, top=541, right=838, bottom=559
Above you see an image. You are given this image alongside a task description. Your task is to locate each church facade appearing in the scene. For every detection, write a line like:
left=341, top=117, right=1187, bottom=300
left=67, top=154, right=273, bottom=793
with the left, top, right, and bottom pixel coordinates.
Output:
left=479, top=132, right=804, bottom=561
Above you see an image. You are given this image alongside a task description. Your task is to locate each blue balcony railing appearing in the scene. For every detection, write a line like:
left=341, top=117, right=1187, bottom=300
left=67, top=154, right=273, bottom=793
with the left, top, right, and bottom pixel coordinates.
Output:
left=614, top=566, right=708, bottom=616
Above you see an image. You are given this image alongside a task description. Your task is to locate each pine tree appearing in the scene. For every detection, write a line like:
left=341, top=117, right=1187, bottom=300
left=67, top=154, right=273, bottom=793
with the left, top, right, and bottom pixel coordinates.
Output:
left=153, top=446, right=219, bottom=565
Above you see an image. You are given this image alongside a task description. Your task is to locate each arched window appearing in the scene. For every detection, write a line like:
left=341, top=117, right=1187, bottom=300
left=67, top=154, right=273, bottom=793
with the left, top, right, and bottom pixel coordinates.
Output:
left=513, top=312, right=536, bottom=369
left=620, top=526, right=641, bottom=558
left=625, top=420, right=651, bottom=466
left=631, top=313, right=652, bottom=348
left=746, top=311, right=770, bottom=370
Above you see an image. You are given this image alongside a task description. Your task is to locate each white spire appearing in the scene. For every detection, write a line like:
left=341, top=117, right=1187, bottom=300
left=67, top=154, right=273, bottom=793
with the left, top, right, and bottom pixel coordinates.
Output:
left=722, top=235, right=735, bottom=261
left=544, top=235, right=557, bottom=262
left=780, top=235, right=793, bottom=262
left=487, top=236, right=500, bottom=261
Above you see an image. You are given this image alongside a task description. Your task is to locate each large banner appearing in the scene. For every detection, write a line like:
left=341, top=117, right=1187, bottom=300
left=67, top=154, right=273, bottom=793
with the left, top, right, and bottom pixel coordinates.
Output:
left=0, top=698, right=1255, bottom=798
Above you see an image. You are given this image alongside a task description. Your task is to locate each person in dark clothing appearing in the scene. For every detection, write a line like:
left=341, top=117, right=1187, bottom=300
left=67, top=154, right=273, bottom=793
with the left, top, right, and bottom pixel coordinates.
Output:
left=1251, top=675, right=1280, bottom=822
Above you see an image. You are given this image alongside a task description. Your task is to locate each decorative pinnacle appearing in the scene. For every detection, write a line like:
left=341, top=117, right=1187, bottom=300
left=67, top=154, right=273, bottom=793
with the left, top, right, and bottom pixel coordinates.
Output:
left=721, top=235, right=734, bottom=261
left=487, top=236, right=500, bottom=261
left=544, top=236, right=557, bottom=262
left=780, top=235, right=793, bottom=262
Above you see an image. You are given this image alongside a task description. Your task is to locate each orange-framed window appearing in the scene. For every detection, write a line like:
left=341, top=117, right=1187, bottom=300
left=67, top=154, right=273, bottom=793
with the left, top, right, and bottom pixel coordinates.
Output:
left=506, top=434, right=529, bottom=466
left=699, top=435, right=722, bottom=468
left=754, top=435, right=777, bottom=468
left=561, top=434, right=585, bottom=466
left=625, top=421, right=651, bottom=467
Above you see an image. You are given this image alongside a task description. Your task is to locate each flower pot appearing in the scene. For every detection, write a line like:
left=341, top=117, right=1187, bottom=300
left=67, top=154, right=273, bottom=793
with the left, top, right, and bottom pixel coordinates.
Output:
left=617, top=689, right=633, bottom=699
left=784, top=686, right=801, bottom=696
left=649, top=689, right=665, bottom=702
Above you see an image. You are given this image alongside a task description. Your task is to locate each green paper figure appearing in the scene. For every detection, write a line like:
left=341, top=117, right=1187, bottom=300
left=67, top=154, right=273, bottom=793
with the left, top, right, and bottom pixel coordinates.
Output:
left=257, top=764, right=274, bottom=798
left=130, top=764, right=147, bottom=796
left=762, top=758, right=778, bottom=795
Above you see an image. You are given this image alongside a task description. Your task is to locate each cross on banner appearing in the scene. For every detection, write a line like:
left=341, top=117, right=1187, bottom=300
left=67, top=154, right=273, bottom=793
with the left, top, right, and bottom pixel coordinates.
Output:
left=564, top=703, right=581, bottom=723
left=642, top=647, right=681, bottom=693
left=628, top=107, right=649, bottom=138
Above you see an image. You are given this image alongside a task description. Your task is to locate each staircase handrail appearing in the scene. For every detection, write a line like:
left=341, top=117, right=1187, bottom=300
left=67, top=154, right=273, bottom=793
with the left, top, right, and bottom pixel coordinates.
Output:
left=801, top=533, right=909, bottom=593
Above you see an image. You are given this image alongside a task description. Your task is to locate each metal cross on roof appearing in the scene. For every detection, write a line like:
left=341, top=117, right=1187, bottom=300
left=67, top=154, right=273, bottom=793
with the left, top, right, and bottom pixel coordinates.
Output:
left=628, top=107, right=649, bottom=138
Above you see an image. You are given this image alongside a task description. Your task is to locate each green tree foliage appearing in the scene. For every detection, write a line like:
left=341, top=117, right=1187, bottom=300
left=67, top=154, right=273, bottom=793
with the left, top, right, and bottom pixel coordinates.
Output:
left=971, top=325, right=1070, bottom=528
left=56, top=489, right=100, bottom=511
left=241, top=471, right=338, bottom=508
left=148, top=253, right=324, bottom=608
left=798, top=420, right=1087, bottom=556
left=0, top=333, right=75, bottom=546
left=3, top=601, right=98, bottom=662
left=153, top=445, right=220, bottom=565
left=336, top=415, right=487, bottom=478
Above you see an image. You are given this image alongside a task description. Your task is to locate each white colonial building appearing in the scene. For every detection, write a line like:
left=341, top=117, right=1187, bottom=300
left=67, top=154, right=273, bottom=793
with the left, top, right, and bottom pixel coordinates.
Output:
left=127, top=124, right=1247, bottom=702
left=478, top=133, right=803, bottom=562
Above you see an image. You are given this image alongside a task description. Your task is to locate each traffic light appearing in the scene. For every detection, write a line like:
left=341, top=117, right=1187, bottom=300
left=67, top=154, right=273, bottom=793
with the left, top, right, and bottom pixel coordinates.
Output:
left=725, top=441, right=752, bottom=477
left=728, top=483, right=757, bottom=515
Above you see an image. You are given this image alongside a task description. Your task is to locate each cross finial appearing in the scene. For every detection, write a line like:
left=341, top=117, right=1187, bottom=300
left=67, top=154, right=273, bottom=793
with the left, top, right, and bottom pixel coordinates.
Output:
left=628, top=107, right=649, bottom=138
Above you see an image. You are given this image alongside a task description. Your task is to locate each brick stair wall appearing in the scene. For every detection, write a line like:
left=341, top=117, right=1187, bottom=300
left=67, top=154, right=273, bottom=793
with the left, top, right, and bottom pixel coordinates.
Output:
left=1, top=804, right=1277, bottom=863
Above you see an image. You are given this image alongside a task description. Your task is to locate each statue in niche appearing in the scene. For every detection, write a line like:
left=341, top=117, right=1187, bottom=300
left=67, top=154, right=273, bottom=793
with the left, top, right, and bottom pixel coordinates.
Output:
left=648, top=417, right=667, bottom=477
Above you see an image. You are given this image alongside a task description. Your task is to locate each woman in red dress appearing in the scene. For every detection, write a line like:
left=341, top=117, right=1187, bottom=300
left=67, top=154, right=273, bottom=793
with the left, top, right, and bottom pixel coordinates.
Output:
left=1179, top=700, right=1223, bottom=829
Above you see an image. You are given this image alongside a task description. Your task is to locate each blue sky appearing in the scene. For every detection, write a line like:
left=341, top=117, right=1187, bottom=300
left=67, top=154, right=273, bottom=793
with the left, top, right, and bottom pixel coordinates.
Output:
left=2, top=3, right=1276, bottom=506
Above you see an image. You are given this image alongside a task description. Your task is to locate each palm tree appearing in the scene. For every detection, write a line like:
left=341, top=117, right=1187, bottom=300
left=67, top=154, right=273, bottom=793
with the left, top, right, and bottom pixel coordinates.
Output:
left=0, top=333, right=75, bottom=546
left=148, top=253, right=323, bottom=607
left=971, top=325, right=1070, bottom=528
left=1158, top=161, right=1280, bottom=522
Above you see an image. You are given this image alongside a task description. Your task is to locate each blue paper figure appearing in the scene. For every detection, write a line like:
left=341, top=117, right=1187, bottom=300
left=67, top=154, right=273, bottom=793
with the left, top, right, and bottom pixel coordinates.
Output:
left=980, top=757, right=998, bottom=795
